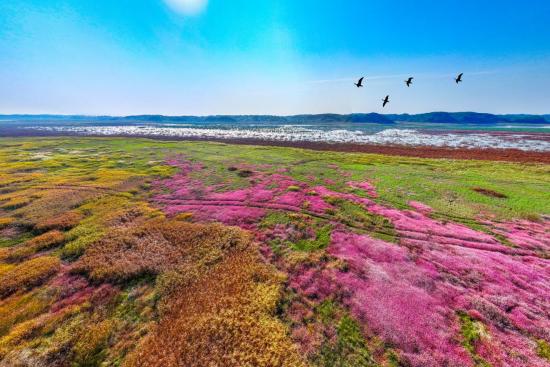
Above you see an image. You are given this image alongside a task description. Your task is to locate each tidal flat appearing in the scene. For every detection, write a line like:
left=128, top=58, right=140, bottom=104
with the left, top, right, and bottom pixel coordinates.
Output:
left=0, top=137, right=548, bottom=367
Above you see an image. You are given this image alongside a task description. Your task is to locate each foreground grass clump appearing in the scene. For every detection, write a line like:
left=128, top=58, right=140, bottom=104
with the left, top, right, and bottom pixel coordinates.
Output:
left=317, top=315, right=376, bottom=367
left=0, top=217, right=15, bottom=229
left=8, top=230, right=65, bottom=261
left=126, top=250, right=306, bottom=367
left=75, top=219, right=250, bottom=282
left=0, top=256, right=60, bottom=297
left=35, top=210, right=83, bottom=231
left=61, top=196, right=160, bottom=259
left=458, top=311, right=491, bottom=367
left=0, top=290, right=53, bottom=336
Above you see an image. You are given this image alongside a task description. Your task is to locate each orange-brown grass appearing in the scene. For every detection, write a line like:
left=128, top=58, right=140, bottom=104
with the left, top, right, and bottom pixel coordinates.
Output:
left=74, top=219, right=249, bottom=282
left=0, top=256, right=60, bottom=298
left=125, top=249, right=307, bottom=367
left=0, top=217, right=14, bottom=230
left=0, top=303, right=84, bottom=360
left=0, top=249, right=8, bottom=262
left=71, top=319, right=114, bottom=366
left=35, top=210, right=83, bottom=232
left=15, top=190, right=93, bottom=227
left=0, top=196, right=30, bottom=210
left=7, top=230, right=65, bottom=261
left=0, top=290, right=53, bottom=336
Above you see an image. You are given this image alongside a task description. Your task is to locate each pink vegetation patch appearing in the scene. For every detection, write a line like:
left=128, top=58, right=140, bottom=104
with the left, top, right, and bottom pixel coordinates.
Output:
left=291, top=230, right=550, bottom=367
left=366, top=201, right=539, bottom=257
left=49, top=271, right=117, bottom=314
left=153, top=158, right=336, bottom=227
left=408, top=200, right=433, bottom=215
left=347, top=181, right=378, bottom=198
left=490, top=219, right=550, bottom=254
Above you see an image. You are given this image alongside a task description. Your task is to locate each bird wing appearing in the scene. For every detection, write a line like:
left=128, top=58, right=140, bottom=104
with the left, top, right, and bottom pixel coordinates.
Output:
left=359, top=77, right=364, bottom=84
left=458, top=73, right=463, bottom=79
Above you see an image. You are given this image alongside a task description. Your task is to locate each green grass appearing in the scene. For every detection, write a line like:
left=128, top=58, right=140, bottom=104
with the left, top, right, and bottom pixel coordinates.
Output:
left=260, top=211, right=296, bottom=228
left=316, top=315, right=376, bottom=367
left=292, top=225, right=332, bottom=252
left=0, top=232, right=33, bottom=248
left=458, top=311, right=492, bottom=367
left=536, top=339, right=550, bottom=361
left=327, top=197, right=398, bottom=243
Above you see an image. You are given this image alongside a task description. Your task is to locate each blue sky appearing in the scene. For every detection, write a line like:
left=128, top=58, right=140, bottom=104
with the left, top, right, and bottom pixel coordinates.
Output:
left=1, top=0, right=549, bottom=115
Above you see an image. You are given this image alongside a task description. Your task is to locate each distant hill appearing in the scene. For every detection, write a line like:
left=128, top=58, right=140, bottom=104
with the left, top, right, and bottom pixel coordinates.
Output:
left=286, top=113, right=394, bottom=124
left=388, top=112, right=458, bottom=123
left=387, top=112, right=549, bottom=124
left=0, top=112, right=548, bottom=124
left=0, top=113, right=395, bottom=124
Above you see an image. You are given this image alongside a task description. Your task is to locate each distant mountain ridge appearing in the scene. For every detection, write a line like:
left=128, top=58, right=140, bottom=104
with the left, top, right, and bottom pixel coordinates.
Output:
left=386, top=112, right=549, bottom=124
left=0, top=112, right=549, bottom=124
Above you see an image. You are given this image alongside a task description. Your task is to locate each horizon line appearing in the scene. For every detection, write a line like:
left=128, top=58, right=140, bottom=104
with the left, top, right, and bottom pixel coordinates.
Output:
left=1, top=111, right=549, bottom=118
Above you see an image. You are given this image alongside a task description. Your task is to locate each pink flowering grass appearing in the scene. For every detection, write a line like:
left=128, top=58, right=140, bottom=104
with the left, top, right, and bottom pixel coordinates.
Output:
left=408, top=200, right=433, bottom=215
left=491, top=219, right=550, bottom=254
left=347, top=181, right=378, bottom=198
left=289, top=230, right=550, bottom=366
left=153, top=158, right=335, bottom=227
left=154, top=157, right=549, bottom=366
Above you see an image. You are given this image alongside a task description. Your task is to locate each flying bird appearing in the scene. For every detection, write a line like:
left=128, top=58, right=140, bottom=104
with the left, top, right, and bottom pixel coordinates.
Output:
left=455, top=73, right=463, bottom=84
left=382, top=95, right=390, bottom=108
left=405, top=77, right=414, bottom=87
left=354, top=77, right=364, bottom=88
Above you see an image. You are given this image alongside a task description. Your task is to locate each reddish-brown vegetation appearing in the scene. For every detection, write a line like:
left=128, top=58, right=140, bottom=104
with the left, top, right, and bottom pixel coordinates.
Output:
left=126, top=250, right=306, bottom=367
left=8, top=230, right=65, bottom=261
left=472, top=187, right=508, bottom=198
left=35, top=210, right=83, bottom=231
left=74, top=219, right=250, bottom=282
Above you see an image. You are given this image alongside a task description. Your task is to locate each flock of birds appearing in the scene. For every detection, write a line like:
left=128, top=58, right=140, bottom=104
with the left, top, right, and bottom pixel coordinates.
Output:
left=354, top=73, right=464, bottom=107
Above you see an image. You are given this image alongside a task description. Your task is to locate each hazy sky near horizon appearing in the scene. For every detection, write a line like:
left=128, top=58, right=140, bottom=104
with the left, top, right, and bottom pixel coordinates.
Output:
left=1, top=0, right=549, bottom=116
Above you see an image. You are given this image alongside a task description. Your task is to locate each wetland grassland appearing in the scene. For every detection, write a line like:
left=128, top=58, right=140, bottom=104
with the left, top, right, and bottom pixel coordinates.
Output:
left=0, top=137, right=548, bottom=367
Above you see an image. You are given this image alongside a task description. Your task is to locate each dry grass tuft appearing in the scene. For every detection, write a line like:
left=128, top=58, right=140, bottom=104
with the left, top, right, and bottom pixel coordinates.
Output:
left=35, top=211, right=83, bottom=231
left=0, top=256, right=61, bottom=298
left=125, top=250, right=306, bottom=367
left=0, top=197, right=30, bottom=210
left=74, top=219, right=250, bottom=282
left=0, top=217, right=14, bottom=230
left=15, top=189, right=93, bottom=228
left=8, top=231, right=65, bottom=261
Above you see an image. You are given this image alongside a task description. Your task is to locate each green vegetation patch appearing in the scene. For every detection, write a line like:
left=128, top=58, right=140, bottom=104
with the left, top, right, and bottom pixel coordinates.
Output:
left=536, top=339, right=550, bottom=361
left=292, top=225, right=332, bottom=252
left=327, top=197, right=398, bottom=243
left=458, top=311, right=491, bottom=367
left=316, top=314, right=376, bottom=367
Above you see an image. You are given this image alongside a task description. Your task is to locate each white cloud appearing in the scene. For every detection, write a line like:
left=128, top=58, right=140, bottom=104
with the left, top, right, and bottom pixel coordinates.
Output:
left=164, top=0, right=208, bottom=15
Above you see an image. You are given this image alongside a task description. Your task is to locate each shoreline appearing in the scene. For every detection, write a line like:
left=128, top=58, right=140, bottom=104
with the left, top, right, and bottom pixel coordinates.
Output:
left=1, top=128, right=549, bottom=164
